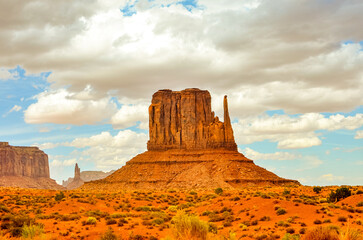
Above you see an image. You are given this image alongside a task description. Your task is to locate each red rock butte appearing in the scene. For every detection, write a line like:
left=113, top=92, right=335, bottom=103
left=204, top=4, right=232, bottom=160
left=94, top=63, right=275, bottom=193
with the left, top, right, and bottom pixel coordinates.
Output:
left=0, top=142, right=63, bottom=189
left=83, top=88, right=299, bottom=190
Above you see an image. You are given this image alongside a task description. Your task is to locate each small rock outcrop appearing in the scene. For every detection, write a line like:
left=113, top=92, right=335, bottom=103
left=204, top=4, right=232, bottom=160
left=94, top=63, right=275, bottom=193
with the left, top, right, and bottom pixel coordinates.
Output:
left=83, top=88, right=299, bottom=190
left=66, top=163, right=84, bottom=190
left=0, top=142, right=63, bottom=189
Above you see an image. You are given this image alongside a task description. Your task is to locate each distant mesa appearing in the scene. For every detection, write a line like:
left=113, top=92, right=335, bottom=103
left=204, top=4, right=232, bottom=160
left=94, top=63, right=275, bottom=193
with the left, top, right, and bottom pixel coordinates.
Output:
left=62, top=164, right=115, bottom=190
left=0, top=142, right=63, bottom=189
left=83, top=88, right=299, bottom=190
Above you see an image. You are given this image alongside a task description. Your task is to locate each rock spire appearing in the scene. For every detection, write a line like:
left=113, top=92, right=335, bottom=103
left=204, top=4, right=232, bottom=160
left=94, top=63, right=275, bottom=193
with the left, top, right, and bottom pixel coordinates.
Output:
left=74, top=163, right=81, bottom=180
left=66, top=163, right=85, bottom=190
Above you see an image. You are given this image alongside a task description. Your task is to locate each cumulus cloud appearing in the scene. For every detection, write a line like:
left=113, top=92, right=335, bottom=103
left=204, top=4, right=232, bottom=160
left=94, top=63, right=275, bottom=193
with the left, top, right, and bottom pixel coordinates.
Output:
left=233, top=113, right=363, bottom=148
left=0, top=0, right=362, bottom=116
left=24, top=88, right=117, bottom=125
left=111, top=103, right=149, bottom=129
left=42, top=130, right=148, bottom=170
left=243, top=147, right=299, bottom=161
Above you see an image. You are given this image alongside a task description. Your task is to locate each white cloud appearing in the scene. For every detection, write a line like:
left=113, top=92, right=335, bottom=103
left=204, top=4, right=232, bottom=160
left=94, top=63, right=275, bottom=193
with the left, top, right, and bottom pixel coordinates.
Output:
left=319, top=173, right=344, bottom=182
left=0, top=0, right=362, bottom=116
left=111, top=103, right=149, bottom=129
left=42, top=130, right=148, bottom=170
left=37, top=142, right=59, bottom=150
left=277, top=137, right=321, bottom=149
left=2, top=105, right=22, bottom=117
left=9, top=105, right=21, bottom=113
left=0, top=68, right=17, bottom=80
left=51, top=158, right=77, bottom=167
left=355, top=130, right=363, bottom=139
left=243, top=147, right=299, bottom=161
left=24, top=88, right=117, bottom=125
left=39, top=127, right=51, bottom=133
left=233, top=113, right=363, bottom=148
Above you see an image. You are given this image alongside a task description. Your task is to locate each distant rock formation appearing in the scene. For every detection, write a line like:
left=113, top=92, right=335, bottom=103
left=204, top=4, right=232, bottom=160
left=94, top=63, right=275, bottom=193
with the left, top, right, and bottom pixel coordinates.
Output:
left=0, top=142, right=63, bottom=189
left=62, top=167, right=115, bottom=189
left=66, top=163, right=84, bottom=190
left=83, top=88, right=299, bottom=190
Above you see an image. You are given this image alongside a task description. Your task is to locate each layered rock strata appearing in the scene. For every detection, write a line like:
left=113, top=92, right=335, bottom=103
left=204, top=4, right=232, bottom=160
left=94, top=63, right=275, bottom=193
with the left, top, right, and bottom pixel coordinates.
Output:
left=83, top=88, right=299, bottom=190
left=0, top=142, right=63, bottom=189
left=148, top=89, right=237, bottom=151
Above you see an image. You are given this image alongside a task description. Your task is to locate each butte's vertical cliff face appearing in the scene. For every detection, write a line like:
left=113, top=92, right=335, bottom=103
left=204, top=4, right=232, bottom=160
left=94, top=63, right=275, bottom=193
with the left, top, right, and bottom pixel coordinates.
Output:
left=0, top=142, right=49, bottom=178
left=0, top=142, right=62, bottom=189
left=82, top=88, right=299, bottom=190
left=148, top=89, right=237, bottom=151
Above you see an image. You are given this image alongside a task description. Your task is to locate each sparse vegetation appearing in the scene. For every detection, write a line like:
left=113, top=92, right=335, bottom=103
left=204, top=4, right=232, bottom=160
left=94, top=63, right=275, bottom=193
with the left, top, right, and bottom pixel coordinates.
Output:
left=276, top=207, right=287, bottom=215
left=313, top=186, right=322, bottom=194
left=0, top=186, right=361, bottom=239
left=328, top=187, right=352, bottom=202
left=170, top=211, right=208, bottom=240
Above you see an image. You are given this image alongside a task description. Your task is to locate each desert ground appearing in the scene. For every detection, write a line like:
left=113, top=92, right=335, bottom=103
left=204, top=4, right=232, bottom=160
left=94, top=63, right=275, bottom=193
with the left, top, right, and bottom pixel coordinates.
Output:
left=0, top=186, right=362, bottom=240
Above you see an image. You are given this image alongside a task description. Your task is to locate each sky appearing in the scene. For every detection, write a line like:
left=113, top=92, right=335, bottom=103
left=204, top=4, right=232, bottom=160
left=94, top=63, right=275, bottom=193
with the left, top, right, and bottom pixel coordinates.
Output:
left=0, top=0, right=362, bottom=186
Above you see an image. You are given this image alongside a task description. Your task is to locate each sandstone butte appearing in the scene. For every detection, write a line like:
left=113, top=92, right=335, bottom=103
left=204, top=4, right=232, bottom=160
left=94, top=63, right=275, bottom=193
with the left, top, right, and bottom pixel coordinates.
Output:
left=0, top=142, right=63, bottom=189
left=83, top=88, right=299, bottom=190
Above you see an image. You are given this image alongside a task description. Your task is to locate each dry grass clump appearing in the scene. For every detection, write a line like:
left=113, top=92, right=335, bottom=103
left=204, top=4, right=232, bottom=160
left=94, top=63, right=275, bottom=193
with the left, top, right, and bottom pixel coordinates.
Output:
left=340, top=227, right=363, bottom=240
left=303, top=226, right=339, bottom=240
left=303, top=226, right=363, bottom=240
left=169, top=211, right=209, bottom=240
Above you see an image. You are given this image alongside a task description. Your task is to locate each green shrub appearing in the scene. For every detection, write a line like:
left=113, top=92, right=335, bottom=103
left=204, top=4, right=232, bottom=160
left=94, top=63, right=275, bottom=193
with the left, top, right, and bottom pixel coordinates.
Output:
left=106, top=219, right=117, bottom=225
left=313, top=186, right=322, bottom=194
left=328, top=187, right=351, bottom=202
left=357, top=201, right=363, bottom=207
left=208, top=223, right=218, bottom=234
left=54, top=191, right=65, bottom=201
left=100, top=227, right=117, bottom=240
left=85, top=217, right=97, bottom=225
left=276, top=208, right=287, bottom=215
left=171, top=211, right=208, bottom=240
left=313, top=219, right=322, bottom=224
left=214, top=188, right=223, bottom=195
left=168, top=206, right=178, bottom=212
left=281, top=233, right=300, bottom=240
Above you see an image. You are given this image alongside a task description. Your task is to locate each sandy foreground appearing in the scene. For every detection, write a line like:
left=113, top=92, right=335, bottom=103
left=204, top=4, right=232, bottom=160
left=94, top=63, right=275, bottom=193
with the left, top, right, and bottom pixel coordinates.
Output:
left=0, top=186, right=362, bottom=239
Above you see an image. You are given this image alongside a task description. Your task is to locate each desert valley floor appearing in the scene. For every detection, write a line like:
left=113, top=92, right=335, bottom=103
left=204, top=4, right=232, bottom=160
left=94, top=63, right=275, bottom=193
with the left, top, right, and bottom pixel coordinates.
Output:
left=0, top=186, right=362, bottom=240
